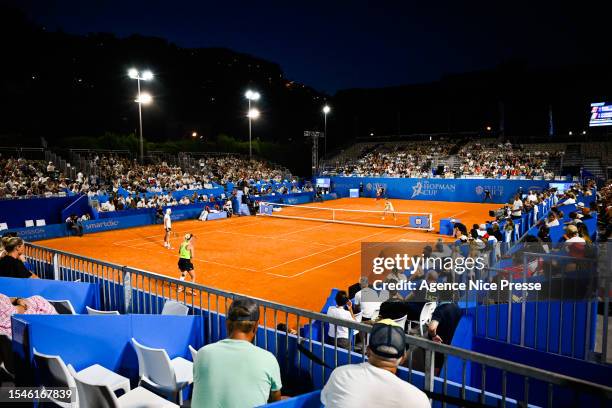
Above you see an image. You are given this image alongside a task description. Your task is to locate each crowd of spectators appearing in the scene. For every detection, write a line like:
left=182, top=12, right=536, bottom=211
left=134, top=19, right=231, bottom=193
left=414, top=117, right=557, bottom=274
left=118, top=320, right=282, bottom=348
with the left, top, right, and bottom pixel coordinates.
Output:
left=1, top=151, right=298, bottom=200
left=597, top=181, right=612, bottom=240
left=324, top=139, right=565, bottom=179
left=0, top=158, right=70, bottom=199
left=454, top=140, right=562, bottom=179
left=329, top=141, right=452, bottom=177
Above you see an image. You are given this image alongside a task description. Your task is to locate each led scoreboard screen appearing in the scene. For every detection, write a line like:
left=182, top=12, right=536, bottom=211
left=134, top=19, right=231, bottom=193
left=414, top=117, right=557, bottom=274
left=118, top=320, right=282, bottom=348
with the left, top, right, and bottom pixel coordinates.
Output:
left=315, top=177, right=331, bottom=188
left=589, top=102, right=612, bottom=127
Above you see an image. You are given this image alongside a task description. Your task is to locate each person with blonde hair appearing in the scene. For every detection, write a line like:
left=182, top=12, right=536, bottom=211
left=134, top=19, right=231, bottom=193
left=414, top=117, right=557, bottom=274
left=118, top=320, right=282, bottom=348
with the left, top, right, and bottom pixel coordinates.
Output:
left=0, top=236, right=37, bottom=279
left=177, top=233, right=196, bottom=293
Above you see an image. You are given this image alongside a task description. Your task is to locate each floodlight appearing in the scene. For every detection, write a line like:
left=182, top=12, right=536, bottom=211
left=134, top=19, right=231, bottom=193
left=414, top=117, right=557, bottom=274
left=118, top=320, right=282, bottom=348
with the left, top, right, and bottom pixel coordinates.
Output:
left=247, top=108, right=260, bottom=119
left=136, top=93, right=152, bottom=104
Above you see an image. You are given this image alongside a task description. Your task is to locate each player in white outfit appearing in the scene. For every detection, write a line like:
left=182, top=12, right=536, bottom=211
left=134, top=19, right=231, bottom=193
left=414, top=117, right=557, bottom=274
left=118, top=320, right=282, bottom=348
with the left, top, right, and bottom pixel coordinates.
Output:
left=163, top=208, right=173, bottom=249
left=382, top=199, right=396, bottom=221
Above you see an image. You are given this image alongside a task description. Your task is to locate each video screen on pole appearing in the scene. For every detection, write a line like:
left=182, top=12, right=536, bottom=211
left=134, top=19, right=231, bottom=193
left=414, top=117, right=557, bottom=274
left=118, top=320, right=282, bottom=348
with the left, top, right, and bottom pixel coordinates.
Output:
left=589, top=102, right=612, bottom=127
left=548, top=182, right=574, bottom=194
left=315, top=177, right=331, bottom=188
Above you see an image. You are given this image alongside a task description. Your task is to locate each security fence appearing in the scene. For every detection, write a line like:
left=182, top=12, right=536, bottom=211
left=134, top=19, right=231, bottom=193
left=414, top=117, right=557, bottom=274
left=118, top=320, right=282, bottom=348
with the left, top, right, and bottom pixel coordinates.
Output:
left=23, top=242, right=612, bottom=407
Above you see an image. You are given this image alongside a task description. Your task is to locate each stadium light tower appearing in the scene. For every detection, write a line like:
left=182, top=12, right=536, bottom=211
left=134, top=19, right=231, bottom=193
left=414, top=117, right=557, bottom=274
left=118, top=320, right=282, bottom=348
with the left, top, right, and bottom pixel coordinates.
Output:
left=128, top=68, right=153, bottom=163
left=245, top=90, right=261, bottom=160
left=323, top=105, right=331, bottom=155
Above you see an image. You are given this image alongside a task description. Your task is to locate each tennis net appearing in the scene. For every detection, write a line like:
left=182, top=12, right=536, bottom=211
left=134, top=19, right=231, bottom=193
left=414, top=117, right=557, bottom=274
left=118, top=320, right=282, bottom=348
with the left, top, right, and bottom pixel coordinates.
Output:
left=258, top=201, right=433, bottom=230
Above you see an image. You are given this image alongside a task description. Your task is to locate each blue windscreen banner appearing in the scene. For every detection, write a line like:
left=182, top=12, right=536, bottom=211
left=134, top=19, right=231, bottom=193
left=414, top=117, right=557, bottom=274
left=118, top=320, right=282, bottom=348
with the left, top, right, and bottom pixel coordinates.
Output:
left=0, top=195, right=79, bottom=229
left=0, top=276, right=100, bottom=313
left=252, top=191, right=314, bottom=205
left=60, top=194, right=91, bottom=222
left=6, top=203, right=214, bottom=241
left=330, top=177, right=551, bottom=204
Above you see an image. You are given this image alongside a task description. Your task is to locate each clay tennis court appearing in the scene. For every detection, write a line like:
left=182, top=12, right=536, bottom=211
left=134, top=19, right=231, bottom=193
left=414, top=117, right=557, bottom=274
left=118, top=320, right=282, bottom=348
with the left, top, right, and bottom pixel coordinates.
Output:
left=37, top=198, right=500, bottom=312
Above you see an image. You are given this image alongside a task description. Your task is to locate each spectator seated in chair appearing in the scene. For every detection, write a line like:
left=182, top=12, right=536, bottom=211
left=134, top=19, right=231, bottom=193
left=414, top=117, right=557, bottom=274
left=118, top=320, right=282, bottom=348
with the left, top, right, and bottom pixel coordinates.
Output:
left=192, top=298, right=284, bottom=407
left=321, top=320, right=430, bottom=408
left=65, top=214, right=83, bottom=237
left=0, top=293, right=57, bottom=338
left=0, top=236, right=37, bottom=279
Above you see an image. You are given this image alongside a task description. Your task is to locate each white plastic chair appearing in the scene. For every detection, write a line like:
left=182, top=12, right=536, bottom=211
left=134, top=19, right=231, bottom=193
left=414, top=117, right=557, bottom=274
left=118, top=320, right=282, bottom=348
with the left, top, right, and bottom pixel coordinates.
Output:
left=189, top=345, right=198, bottom=362
left=161, top=300, right=189, bottom=316
left=86, top=306, right=120, bottom=315
left=35, top=219, right=46, bottom=226
left=392, top=315, right=408, bottom=332
left=34, top=349, right=130, bottom=408
left=48, top=300, right=76, bottom=314
left=25, top=220, right=34, bottom=227
left=68, top=365, right=177, bottom=408
left=131, top=338, right=193, bottom=404
left=407, top=302, right=438, bottom=336
left=0, top=223, right=8, bottom=231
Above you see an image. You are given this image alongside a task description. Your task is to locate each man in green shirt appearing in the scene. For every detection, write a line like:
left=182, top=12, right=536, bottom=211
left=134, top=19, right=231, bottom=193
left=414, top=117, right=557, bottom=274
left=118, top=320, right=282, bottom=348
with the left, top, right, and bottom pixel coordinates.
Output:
left=191, top=298, right=283, bottom=407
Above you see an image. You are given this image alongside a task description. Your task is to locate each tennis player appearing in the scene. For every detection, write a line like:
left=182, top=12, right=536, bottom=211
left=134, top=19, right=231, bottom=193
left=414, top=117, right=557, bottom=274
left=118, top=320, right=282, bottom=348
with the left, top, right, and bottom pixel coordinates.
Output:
left=178, top=233, right=196, bottom=293
left=375, top=187, right=384, bottom=201
left=163, top=208, right=173, bottom=249
left=382, top=198, right=396, bottom=221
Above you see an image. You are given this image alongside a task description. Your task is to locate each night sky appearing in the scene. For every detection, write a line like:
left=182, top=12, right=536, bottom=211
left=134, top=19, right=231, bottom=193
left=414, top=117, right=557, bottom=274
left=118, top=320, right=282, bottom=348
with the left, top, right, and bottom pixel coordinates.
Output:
left=4, top=0, right=606, bottom=93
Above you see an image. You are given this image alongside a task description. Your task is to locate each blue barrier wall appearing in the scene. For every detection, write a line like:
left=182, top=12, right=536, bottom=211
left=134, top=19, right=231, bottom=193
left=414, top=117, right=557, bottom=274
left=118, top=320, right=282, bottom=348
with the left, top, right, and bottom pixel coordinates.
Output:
left=330, top=177, right=550, bottom=204
left=0, top=277, right=99, bottom=313
left=255, top=192, right=315, bottom=205
left=468, top=301, right=597, bottom=360
left=11, top=314, right=202, bottom=390
left=7, top=202, right=225, bottom=241
left=60, top=195, right=91, bottom=222
left=9, top=270, right=604, bottom=407
left=470, top=337, right=610, bottom=407
left=0, top=196, right=79, bottom=229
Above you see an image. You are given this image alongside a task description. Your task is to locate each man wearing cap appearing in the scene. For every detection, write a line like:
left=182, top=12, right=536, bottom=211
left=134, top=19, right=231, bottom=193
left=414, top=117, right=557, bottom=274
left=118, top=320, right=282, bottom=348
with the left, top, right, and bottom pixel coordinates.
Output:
left=321, top=320, right=430, bottom=408
left=563, top=224, right=585, bottom=243
left=192, top=298, right=283, bottom=408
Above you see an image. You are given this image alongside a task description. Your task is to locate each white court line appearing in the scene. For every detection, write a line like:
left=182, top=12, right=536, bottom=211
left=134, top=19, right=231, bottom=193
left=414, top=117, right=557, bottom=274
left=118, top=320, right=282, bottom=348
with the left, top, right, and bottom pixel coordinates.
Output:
left=112, top=217, right=263, bottom=245
left=261, top=225, right=397, bottom=272
left=268, top=208, right=473, bottom=278
left=274, top=219, right=339, bottom=237
left=123, top=243, right=259, bottom=273
left=213, top=230, right=333, bottom=247
left=265, top=226, right=415, bottom=278
left=124, top=216, right=336, bottom=249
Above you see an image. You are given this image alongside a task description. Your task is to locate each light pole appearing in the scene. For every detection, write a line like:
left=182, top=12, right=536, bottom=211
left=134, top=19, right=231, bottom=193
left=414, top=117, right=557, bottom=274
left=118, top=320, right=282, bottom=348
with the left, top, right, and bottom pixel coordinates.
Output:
left=128, top=69, right=153, bottom=163
left=247, top=108, right=260, bottom=160
left=245, top=90, right=261, bottom=160
left=323, top=105, right=331, bottom=156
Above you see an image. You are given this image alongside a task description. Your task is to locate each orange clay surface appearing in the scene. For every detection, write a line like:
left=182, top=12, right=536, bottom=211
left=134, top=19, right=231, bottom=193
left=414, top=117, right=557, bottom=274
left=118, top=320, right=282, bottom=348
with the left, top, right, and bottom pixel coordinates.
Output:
left=38, top=198, right=500, bottom=313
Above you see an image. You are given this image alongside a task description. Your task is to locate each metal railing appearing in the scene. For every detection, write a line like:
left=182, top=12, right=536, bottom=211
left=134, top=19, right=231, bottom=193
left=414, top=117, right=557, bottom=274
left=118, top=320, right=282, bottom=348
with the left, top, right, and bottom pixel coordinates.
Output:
left=0, top=147, right=45, bottom=160
left=23, top=242, right=612, bottom=407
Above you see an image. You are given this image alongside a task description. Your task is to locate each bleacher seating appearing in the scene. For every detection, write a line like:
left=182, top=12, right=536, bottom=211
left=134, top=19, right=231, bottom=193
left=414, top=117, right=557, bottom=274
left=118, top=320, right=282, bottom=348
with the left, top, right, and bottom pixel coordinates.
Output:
left=323, top=139, right=577, bottom=179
